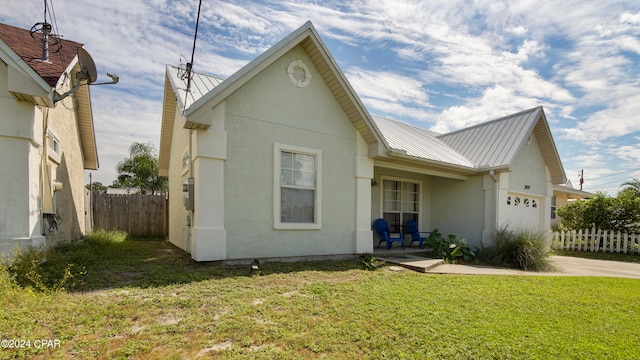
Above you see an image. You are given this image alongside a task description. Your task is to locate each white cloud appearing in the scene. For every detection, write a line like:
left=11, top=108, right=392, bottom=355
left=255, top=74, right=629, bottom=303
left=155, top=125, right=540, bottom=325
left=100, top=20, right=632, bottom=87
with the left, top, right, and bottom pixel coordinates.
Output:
left=346, top=68, right=430, bottom=106
left=432, top=85, right=541, bottom=132
left=620, top=12, right=640, bottom=25
left=1, top=0, right=639, bottom=189
left=507, top=26, right=528, bottom=36
left=610, top=145, right=640, bottom=162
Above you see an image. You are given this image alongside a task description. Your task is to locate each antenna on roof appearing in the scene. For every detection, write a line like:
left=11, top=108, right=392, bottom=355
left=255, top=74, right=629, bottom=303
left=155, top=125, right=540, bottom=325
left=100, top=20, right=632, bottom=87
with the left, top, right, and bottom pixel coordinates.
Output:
left=30, top=1, right=62, bottom=62
left=53, top=47, right=119, bottom=103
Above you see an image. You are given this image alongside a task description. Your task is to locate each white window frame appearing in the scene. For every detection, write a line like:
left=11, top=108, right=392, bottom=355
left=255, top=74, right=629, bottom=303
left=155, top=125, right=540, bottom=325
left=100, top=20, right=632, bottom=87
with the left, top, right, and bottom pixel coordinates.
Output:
left=274, top=143, right=322, bottom=229
left=47, top=130, right=61, bottom=164
left=380, top=176, right=422, bottom=231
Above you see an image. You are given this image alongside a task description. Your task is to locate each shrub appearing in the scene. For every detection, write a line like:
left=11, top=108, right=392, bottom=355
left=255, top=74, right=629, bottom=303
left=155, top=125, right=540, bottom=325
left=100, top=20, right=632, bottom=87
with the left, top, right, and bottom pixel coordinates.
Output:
left=556, top=190, right=640, bottom=233
left=481, top=227, right=553, bottom=272
left=7, top=245, right=85, bottom=292
left=425, top=229, right=476, bottom=263
left=361, top=254, right=385, bottom=270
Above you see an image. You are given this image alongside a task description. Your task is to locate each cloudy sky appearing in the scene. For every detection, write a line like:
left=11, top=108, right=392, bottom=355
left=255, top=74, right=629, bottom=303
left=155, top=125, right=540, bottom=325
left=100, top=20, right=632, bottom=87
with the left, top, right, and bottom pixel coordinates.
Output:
left=2, top=0, right=639, bottom=194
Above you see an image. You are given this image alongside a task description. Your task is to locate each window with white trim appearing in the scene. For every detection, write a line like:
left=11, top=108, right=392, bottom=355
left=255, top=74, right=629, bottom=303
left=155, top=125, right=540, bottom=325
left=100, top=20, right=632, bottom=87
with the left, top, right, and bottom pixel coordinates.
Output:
left=47, top=131, right=61, bottom=164
left=274, top=143, right=322, bottom=229
left=382, top=178, right=420, bottom=232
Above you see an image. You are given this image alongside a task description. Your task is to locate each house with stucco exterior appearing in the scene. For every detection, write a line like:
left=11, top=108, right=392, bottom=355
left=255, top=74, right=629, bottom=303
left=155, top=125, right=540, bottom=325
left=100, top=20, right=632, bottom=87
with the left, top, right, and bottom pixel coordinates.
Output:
left=159, top=21, right=567, bottom=262
left=0, top=23, right=98, bottom=257
left=551, top=182, right=593, bottom=227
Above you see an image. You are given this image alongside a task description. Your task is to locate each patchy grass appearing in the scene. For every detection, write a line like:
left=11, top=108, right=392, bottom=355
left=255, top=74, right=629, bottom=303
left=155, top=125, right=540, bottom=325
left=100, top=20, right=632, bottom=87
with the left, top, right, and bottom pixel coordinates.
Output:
left=1, top=234, right=639, bottom=359
left=553, top=250, right=640, bottom=263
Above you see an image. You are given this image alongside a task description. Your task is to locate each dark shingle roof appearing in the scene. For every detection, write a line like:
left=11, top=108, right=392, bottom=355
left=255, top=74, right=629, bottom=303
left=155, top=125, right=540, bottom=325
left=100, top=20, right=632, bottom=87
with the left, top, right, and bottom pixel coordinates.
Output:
left=0, top=22, right=83, bottom=87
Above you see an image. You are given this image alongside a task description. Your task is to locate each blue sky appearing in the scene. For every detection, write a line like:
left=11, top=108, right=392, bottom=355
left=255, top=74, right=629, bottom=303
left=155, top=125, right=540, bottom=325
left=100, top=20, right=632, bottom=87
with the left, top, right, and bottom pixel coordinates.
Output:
left=2, top=0, right=639, bottom=194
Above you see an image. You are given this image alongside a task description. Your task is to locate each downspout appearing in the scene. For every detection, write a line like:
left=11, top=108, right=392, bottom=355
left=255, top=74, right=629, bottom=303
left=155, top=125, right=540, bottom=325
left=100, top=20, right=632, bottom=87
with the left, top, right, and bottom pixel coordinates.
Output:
left=489, top=170, right=499, bottom=245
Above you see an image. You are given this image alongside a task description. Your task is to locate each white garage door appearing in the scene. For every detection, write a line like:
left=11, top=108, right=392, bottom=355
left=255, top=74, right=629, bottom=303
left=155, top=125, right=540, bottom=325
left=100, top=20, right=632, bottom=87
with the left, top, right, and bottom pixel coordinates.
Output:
left=504, top=194, right=543, bottom=230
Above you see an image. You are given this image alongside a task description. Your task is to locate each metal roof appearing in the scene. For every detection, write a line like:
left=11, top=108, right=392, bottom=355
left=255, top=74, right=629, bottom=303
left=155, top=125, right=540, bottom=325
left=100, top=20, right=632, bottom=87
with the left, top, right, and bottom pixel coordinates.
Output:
left=438, top=107, right=542, bottom=168
left=437, top=107, right=565, bottom=183
left=372, top=115, right=475, bottom=168
left=166, top=65, right=224, bottom=112
left=372, top=107, right=566, bottom=184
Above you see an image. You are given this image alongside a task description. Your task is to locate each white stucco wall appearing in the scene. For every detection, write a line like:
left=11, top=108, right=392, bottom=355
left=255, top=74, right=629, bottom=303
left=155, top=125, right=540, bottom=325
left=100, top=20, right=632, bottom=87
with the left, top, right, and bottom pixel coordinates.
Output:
left=371, top=167, right=432, bottom=247
left=498, top=134, right=552, bottom=234
left=0, top=57, right=89, bottom=258
left=430, top=175, right=485, bottom=248
left=0, top=61, right=45, bottom=257
left=220, top=45, right=361, bottom=260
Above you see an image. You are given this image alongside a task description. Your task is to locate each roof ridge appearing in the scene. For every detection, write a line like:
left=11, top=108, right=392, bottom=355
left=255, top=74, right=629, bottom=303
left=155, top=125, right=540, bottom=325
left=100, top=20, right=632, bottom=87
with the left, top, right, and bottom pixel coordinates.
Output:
left=166, top=64, right=225, bottom=82
left=371, top=114, right=441, bottom=136
left=438, top=106, right=542, bottom=138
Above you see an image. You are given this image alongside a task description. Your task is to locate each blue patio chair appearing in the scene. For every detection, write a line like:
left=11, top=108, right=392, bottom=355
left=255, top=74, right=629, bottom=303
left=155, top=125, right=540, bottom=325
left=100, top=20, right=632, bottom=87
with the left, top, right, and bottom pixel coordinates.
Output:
left=405, top=219, right=430, bottom=249
left=374, top=218, right=405, bottom=250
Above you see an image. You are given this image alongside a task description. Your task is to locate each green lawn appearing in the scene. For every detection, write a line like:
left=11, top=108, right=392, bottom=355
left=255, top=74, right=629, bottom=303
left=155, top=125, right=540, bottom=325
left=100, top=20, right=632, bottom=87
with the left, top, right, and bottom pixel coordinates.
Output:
left=1, top=235, right=639, bottom=359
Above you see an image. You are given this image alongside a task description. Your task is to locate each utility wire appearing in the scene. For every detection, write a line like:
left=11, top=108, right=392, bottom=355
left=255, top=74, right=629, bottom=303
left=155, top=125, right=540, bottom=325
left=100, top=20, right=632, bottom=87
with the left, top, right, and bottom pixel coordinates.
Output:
left=183, top=0, right=203, bottom=113
left=585, top=167, right=640, bottom=182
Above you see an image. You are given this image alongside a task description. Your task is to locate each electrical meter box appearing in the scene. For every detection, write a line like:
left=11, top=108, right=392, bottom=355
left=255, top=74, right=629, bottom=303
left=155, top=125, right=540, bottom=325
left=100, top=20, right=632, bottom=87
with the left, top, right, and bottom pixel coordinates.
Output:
left=183, top=177, right=194, bottom=210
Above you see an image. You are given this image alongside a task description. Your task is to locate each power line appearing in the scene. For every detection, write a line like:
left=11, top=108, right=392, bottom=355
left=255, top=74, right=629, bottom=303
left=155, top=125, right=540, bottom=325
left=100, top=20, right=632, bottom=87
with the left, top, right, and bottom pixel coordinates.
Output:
left=587, top=172, right=640, bottom=191
left=585, top=167, right=640, bottom=182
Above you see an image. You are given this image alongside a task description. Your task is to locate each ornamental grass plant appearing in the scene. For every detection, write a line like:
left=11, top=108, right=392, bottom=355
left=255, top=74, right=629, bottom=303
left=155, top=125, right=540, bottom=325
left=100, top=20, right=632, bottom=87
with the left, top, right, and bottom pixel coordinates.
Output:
left=482, top=226, right=554, bottom=271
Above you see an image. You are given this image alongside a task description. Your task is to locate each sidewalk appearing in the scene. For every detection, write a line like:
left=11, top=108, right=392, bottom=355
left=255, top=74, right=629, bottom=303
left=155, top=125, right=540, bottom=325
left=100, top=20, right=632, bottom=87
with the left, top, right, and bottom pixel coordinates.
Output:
left=378, top=254, right=640, bottom=278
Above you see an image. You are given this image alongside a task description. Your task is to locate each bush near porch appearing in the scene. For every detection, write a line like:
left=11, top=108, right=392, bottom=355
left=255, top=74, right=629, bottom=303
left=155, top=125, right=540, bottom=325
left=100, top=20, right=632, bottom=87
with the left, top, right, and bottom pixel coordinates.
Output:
left=1, top=231, right=638, bottom=359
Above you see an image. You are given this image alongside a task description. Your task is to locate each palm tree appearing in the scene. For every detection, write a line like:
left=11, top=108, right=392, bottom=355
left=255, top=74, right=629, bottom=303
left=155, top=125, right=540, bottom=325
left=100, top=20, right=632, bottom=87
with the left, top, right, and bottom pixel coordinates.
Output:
left=621, top=178, right=640, bottom=197
left=116, top=142, right=167, bottom=194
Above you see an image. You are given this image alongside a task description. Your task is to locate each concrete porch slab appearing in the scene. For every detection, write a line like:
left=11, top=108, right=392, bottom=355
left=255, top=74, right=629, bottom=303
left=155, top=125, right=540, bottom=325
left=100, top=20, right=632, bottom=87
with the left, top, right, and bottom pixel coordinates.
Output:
left=376, top=254, right=444, bottom=273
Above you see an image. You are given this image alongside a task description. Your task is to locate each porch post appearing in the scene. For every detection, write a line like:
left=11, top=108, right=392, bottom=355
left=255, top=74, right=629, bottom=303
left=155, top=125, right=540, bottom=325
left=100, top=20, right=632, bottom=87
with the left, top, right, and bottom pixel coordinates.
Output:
left=355, top=135, right=374, bottom=253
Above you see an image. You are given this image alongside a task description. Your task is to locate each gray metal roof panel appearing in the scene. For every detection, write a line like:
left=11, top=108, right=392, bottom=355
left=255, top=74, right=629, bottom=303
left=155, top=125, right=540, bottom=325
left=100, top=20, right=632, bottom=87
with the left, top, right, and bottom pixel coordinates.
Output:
left=437, top=107, right=542, bottom=168
left=371, top=115, right=475, bottom=168
left=166, top=64, right=224, bottom=112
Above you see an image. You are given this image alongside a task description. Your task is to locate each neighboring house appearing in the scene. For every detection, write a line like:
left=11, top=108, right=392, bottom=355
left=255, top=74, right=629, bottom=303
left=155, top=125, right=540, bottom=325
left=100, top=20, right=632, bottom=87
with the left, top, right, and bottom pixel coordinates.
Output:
left=0, top=23, right=98, bottom=257
left=551, top=182, right=593, bottom=227
left=159, top=21, right=567, bottom=262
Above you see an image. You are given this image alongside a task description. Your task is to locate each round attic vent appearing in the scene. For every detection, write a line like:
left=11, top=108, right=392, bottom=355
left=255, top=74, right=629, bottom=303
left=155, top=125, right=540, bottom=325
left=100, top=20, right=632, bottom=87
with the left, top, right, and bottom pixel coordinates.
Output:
left=287, top=59, right=312, bottom=88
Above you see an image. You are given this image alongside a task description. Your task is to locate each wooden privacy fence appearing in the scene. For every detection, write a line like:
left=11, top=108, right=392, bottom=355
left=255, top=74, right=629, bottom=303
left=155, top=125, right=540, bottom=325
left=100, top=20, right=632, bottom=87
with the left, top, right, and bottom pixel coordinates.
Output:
left=552, top=227, right=640, bottom=254
left=89, top=193, right=168, bottom=237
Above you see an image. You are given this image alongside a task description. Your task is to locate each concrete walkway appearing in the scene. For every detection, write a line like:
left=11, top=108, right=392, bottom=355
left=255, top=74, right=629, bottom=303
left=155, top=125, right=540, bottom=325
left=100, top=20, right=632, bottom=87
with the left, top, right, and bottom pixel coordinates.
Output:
left=378, top=254, right=640, bottom=278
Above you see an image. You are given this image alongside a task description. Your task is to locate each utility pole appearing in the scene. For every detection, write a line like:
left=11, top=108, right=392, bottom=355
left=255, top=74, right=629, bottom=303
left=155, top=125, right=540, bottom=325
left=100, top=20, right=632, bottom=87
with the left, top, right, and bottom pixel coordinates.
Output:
left=579, top=169, right=584, bottom=191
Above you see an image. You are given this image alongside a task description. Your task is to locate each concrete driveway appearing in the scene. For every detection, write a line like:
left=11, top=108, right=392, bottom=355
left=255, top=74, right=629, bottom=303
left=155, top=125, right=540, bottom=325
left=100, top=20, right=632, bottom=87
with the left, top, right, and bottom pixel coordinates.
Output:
left=423, top=255, right=640, bottom=278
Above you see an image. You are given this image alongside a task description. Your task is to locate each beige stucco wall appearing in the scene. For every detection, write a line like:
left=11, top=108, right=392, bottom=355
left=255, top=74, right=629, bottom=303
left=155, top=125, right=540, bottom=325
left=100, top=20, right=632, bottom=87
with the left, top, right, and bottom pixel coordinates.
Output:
left=166, top=108, right=191, bottom=252
left=551, top=192, right=573, bottom=227
left=44, top=80, right=89, bottom=246
left=220, top=45, right=361, bottom=260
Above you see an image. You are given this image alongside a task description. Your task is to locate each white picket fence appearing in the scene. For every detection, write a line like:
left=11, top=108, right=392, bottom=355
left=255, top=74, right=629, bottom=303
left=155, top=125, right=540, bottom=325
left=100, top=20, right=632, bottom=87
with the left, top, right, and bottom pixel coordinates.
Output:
left=552, top=227, right=640, bottom=254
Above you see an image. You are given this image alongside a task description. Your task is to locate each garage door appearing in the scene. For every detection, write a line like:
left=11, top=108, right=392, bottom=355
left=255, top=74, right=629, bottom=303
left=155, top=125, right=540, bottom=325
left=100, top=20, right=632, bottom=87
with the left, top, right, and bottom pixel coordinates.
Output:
left=504, top=194, right=543, bottom=230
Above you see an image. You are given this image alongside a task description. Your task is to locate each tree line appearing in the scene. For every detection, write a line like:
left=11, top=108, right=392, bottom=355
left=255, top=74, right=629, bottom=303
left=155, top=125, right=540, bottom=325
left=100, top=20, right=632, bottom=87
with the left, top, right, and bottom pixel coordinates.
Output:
left=556, top=179, right=640, bottom=233
left=86, top=142, right=168, bottom=195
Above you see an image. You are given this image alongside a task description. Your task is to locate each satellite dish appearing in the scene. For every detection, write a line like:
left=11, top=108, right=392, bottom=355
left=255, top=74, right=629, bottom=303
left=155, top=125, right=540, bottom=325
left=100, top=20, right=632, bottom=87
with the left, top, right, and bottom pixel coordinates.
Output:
left=77, top=48, right=97, bottom=84
left=53, top=47, right=118, bottom=103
